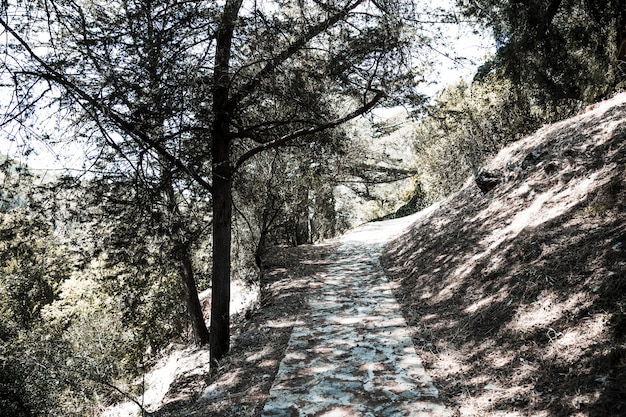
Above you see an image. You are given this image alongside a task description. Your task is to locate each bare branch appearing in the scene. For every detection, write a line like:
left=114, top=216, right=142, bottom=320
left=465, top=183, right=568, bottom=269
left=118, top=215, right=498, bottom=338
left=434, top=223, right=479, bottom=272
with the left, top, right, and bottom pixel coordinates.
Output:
left=231, top=118, right=320, bottom=141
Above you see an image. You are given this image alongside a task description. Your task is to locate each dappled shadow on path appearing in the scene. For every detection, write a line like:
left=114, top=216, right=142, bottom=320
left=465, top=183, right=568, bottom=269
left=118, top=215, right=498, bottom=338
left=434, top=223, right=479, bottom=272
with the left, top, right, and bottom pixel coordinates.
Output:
left=382, top=95, right=626, bottom=416
left=262, top=236, right=443, bottom=416
left=150, top=243, right=338, bottom=417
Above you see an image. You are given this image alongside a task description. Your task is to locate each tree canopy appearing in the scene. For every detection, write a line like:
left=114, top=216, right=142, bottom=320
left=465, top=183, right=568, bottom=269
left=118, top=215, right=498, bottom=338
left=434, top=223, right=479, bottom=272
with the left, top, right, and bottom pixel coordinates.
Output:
left=458, top=0, right=626, bottom=102
left=0, top=0, right=439, bottom=365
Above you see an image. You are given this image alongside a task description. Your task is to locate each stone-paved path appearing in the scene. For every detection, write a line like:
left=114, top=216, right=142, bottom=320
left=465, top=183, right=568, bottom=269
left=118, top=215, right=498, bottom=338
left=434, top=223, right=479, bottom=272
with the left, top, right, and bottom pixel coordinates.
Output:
left=261, top=215, right=444, bottom=416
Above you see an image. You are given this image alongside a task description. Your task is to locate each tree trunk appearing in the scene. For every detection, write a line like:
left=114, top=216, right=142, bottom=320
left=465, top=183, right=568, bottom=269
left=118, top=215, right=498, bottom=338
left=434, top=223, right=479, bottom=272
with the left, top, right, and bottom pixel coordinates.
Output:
left=209, top=0, right=242, bottom=364
left=180, top=248, right=210, bottom=345
left=209, top=145, right=232, bottom=363
left=162, top=159, right=211, bottom=346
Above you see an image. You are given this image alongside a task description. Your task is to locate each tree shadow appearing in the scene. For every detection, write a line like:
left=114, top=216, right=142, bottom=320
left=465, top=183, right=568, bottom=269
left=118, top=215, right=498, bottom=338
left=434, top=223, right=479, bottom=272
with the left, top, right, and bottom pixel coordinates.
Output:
left=150, top=242, right=339, bottom=417
left=382, top=99, right=626, bottom=416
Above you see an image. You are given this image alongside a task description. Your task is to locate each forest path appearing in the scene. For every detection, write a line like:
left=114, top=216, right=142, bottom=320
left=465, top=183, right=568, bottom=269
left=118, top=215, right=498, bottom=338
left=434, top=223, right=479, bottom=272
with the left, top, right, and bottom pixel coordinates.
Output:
left=261, top=213, right=445, bottom=416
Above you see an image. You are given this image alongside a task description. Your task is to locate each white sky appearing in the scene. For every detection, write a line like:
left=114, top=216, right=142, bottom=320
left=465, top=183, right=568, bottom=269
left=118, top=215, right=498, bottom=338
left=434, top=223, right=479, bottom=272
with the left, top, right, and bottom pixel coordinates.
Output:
left=432, top=22, right=495, bottom=92
left=373, top=20, right=495, bottom=120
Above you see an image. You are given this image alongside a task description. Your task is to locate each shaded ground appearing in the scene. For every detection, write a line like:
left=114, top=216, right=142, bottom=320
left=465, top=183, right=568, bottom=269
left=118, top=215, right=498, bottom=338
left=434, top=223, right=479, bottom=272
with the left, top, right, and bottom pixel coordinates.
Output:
left=381, top=93, right=626, bottom=416
left=149, top=243, right=338, bottom=417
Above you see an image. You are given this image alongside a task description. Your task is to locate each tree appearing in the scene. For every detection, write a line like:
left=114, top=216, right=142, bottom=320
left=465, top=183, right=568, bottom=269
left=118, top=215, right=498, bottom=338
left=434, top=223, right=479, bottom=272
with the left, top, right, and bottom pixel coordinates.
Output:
left=458, top=0, right=626, bottom=103
left=1, top=0, right=217, bottom=345
left=0, top=0, right=436, bottom=362
left=0, top=164, right=74, bottom=415
left=188, top=0, right=441, bottom=361
left=2, top=167, right=213, bottom=416
left=410, top=74, right=546, bottom=200
left=234, top=133, right=349, bottom=272
left=75, top=175, right=207, bottom=351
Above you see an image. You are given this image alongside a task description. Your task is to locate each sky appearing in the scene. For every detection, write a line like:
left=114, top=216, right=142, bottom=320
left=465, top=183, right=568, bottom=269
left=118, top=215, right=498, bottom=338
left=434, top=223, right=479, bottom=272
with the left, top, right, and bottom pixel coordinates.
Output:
left=431, top=21, right=495, bottom=93
left=373, top=18, right=495, bottom=120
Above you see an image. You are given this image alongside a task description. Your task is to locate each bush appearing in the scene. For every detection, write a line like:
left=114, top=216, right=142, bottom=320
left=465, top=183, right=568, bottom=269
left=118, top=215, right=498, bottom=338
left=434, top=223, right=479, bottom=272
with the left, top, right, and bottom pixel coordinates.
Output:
left=411, top=74, right=579, bottom=201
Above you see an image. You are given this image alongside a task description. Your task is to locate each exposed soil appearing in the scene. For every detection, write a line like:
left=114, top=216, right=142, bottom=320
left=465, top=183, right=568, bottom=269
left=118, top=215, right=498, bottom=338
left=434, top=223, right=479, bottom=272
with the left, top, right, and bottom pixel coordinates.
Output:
left=381, top=93, right=626, bottom=416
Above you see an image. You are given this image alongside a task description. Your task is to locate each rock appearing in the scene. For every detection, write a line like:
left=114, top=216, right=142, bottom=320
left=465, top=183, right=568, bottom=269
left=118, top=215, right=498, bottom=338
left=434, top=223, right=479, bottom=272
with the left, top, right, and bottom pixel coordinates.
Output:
left=522, top=148, right=543, bottom=169
left=543, top=161, right=560, bottom=177
left=201, top=384, right=221, bottom=400
left=475, top=168, right=501, bottom=193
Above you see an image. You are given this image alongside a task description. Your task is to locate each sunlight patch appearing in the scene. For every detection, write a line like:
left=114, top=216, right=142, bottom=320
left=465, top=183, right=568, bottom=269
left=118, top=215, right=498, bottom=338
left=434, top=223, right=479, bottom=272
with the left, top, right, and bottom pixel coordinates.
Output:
left=266, top=318, right=303, bottom=328
left=434, top=349, right=465, bottom=374
left=545, top=313, right=609, bottom=361
left=463, top=291, right=507, bottom=314
left=508, top=292, right=589, bottom=332
left=485, top=350, right=515, bottom=369
left=246, top=346, right=276, bottom=363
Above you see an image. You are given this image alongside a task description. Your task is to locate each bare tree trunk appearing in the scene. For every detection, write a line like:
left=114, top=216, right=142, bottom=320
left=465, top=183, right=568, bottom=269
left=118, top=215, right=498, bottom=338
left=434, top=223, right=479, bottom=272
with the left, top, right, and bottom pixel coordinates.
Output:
left=162, top=159, right=211, bottom=346
left=209, top=164, right=232, bottom=363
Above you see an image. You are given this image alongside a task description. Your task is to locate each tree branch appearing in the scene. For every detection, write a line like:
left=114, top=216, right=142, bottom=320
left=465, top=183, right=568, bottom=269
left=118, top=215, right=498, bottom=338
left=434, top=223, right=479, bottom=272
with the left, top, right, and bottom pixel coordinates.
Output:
left=230, top=0, right=366, bottom=107
left=0, top=16, right=213, bottom=193
left=345, top=163, right=419, bottom=184
left=231, top=118, right=320, bottom=141
left=233, top=89, right=385, bottom=171
left=92, top=377, right=148, bottom=416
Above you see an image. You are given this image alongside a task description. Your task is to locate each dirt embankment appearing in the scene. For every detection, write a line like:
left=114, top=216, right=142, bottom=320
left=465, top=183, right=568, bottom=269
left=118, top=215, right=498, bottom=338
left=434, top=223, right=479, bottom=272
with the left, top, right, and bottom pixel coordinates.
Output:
left=381, top=93, right=626, bottom=416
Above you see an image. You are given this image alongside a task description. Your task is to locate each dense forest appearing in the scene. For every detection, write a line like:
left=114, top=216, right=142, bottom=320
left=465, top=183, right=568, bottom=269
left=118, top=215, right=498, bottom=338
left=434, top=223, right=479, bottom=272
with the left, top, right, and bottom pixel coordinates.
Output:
left=1, top=0, right=625, bottom=415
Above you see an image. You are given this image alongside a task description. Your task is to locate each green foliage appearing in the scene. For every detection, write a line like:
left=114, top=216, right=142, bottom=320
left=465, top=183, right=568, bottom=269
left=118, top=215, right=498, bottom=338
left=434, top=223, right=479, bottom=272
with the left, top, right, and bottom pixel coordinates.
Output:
left=42, top=276, right=145, bottom=412
left=459, top=0, right=624, bottom=103
left=232, top=109, right=421, bottom=274
left=0, top=211, right=65, bottom=336
left=233, top=134, right=349, bottom=281
left=0, top=171, right=201, bottom=416
left=74, top=176, right=206, bottom=353
left=383, top=178, right=428, bottom=219
left=341, top=121, right=421, bottom=222
left=411, top=74, right=557, bottom=201
left=0, top=208, right=74, bottom=416
left=406, top=0, right=626, bottom=203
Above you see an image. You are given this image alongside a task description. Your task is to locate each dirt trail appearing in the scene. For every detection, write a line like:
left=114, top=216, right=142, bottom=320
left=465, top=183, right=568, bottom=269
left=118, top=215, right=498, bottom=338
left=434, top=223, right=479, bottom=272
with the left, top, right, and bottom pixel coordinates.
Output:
left=261, top=214, right=445, bottom=416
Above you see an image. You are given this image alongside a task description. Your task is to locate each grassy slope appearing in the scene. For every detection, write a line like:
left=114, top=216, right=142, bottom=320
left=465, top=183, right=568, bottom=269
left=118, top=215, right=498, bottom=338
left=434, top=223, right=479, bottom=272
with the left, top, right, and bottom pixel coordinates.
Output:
left=382, top=93, right=626, bottom=416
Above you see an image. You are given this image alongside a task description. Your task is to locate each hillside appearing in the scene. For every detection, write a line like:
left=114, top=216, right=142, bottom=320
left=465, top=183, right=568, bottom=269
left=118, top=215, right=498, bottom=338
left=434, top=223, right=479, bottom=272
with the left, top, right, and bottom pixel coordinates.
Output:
left=381, top=92, right=626, bottom=416
left=106, top=93, right=625, bottom=417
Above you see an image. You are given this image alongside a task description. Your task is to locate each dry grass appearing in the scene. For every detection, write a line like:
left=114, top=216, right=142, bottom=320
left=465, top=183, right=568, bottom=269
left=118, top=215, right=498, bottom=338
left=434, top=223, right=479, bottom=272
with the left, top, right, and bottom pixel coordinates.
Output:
left=381, top=93, right=626, bottom=416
